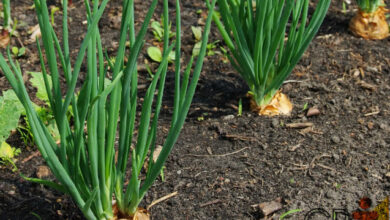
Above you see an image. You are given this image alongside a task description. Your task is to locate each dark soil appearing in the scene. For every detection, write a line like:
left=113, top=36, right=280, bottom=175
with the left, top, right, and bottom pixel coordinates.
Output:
left=1, top=0, right=390, bottom=219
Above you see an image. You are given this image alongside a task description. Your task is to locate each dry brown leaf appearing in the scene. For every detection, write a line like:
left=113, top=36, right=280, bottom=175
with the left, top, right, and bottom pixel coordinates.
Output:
left=152, top=145, right=163, bottom=162
left=258, top=199, right=283, bottom=216
left=349, top=7, right=389, bottom=40
left=28, top=24, right=41, bottom=44
left=0, top=30, right=10, bottom=48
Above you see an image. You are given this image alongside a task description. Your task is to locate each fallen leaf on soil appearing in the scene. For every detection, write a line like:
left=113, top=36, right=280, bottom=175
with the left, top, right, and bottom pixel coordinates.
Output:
left=306, top=107, right=320, bottom=117
left=36, top=165, right=51, bottom=178
left=0, top=30, right=10, bottom=48
left=21, top=151, right=41, bottom=163
left=152, top=145, right=163, bottom=162
left=28, top=24, right=41, bottom=44
left=286, top=122, right=313, bottom=129
left=249, top=91, right=293, bottom=116
left=349, top=7, right=389, bottom=40
left=257, top=198, right=283, bottom=216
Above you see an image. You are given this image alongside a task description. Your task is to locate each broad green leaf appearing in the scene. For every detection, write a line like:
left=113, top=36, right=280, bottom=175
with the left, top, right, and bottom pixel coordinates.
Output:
left=168, top=50, right=175, bottom=62
left=0, top=90, right=24, bottom=144
left=147, top=46, right=162, bottom=62
left=192, top=41, right=202, bottom=57
left=18, top=47, right=26, bottom=57
left=0, top=141, right=20, bottom=160
left=29, top=72, right=52, bottom=103
left=11, top=47, right=19, bottom=56
left=151, top=21, right=163, bottom=40
left=191, top=26, right=202, bottom=42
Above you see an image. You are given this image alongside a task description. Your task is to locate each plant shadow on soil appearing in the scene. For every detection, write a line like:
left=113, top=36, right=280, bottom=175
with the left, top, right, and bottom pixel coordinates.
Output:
left=1, top=0, right=390, bottom=219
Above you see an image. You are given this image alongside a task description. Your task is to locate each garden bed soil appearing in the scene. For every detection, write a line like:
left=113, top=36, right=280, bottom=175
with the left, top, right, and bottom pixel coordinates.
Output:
left=1, top=0, right=390, bottom=219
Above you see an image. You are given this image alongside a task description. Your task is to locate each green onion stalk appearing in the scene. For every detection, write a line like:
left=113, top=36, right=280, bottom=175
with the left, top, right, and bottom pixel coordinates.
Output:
left=0, top=0, right=217, bottom=219
left=207, top=0, right=330, bottom=113
left=356, top=0, right=383, bottom=13
left=2, top=0, right=11, bottom=31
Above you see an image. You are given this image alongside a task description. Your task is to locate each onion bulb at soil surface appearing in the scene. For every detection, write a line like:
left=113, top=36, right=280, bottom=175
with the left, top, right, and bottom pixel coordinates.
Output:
left=248, top=91, right=293, bottom=116
left=112, top=205, right=149, bottom=220
left=349, top=7, right=389, bottom=40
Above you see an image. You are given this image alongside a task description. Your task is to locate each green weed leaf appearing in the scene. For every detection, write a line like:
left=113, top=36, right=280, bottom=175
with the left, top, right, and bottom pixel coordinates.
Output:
left=0, top=141, right=20, bottom=160
left=11, top=47, right=19, bottom=56
left=0, top=90, right=24, bottom=144
left=191, top=26, right=202, bottom=42
left=192, top=41, right=202, bottom=57
left=147, top=46, right=162, bottom=62
left=18, top=47, right=26, bottom=56
left=29, top=72, right=52, bottom=103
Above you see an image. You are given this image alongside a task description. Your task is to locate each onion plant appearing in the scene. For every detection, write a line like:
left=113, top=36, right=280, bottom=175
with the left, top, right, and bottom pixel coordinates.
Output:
left=207, top=0, right=330, bottom=108
left=0, top=0, right=216, bottom=219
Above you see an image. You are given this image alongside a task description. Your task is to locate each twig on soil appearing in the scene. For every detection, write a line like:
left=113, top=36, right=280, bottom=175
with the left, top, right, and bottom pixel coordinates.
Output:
left=309, top=153, right=332, bottom=176
left=194, top=170, right=208, bottom=178
left=316, top=163, right=336, bottom=172
left=184, top=147, right=250, bottom=157
left=364, top=111, right=380, bottom=117
left=21, top=151, right=40, bottom=163
left=223, top=134, right=257, bottom=142
left=371, top=173, right=383, bottom=181
left=290, top=162, right=308, bottom=171
left=286, top=122, right=313, bottom=129
left=347, top=157, right=352, bottom=167
left=283, top=79, right=307, bottom=84
left=147, top=191, right=178, bottom=210
left=316, top=34, right=333, bottom=39
left=199, top=199, right=222, bottom=207
left=298, top=127, right=323, bottom=136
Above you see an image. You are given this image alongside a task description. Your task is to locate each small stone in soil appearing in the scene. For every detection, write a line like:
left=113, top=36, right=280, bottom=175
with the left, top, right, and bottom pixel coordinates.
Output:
left=271, top=119, right=279, bottom=128
left=325, top=190, right=338, bottom=199
left=307, top=107, right=320, bottom=117
left=36, top=165, right=51, bottom=178
left=223, top=114, right=235, bottom=120
left=367, top=122, right=374, bottom=129
left=331, top=135, right=341, bottom=144
left=379, top=123, right=390, bottom=131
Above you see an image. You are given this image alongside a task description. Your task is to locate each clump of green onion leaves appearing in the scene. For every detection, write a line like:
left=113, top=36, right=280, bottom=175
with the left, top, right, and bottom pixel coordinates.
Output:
left=356, top=0, right=384, bottom=13
left=0, top=0, right=216, bottom=219
left=207, top=0, right=330, bottom=107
